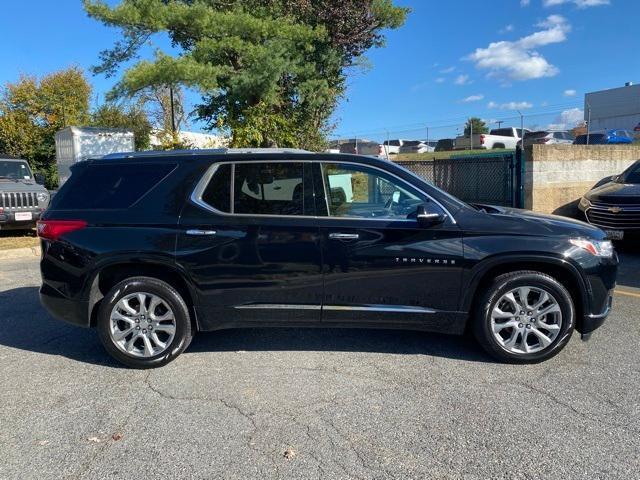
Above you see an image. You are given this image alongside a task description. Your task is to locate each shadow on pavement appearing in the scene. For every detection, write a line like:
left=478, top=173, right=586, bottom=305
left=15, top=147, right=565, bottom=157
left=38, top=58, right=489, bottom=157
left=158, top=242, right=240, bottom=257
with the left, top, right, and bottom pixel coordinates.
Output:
left=0, top=286, right=492, bottom=367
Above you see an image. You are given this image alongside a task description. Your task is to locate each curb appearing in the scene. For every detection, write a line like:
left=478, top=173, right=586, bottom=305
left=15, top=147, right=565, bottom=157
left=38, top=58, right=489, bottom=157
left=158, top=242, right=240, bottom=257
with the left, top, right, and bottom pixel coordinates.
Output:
left=0, top=246, right=41, bottom=260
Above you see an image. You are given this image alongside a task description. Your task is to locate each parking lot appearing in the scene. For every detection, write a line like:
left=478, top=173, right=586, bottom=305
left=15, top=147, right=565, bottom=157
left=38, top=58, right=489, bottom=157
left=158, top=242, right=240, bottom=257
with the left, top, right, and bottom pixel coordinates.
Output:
left=1, top=250, right=639, bottom=479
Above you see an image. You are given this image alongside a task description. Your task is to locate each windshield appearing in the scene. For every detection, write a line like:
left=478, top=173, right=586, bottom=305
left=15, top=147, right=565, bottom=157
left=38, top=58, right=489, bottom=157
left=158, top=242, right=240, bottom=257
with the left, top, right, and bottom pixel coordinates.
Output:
left=620, top=161, right=640, bottom=183
left=0, top=160, right=33, bottom=179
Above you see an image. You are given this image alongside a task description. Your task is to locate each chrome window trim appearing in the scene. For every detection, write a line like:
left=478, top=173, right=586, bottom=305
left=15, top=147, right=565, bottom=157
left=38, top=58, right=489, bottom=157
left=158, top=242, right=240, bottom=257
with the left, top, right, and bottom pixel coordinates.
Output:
left=190, top=159, right=457, bottom=224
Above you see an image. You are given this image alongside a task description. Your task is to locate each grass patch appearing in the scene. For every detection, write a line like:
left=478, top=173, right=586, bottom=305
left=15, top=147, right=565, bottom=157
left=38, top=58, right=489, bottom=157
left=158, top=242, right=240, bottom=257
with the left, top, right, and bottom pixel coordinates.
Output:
left=0, top=229, right=39, bottom=250
left=394, top=149, right=513, bottom=161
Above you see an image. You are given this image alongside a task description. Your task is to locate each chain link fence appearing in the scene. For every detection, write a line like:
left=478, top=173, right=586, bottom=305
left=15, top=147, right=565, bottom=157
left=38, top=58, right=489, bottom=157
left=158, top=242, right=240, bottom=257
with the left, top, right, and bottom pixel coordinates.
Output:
left=395, top=151, right=517, bottom=207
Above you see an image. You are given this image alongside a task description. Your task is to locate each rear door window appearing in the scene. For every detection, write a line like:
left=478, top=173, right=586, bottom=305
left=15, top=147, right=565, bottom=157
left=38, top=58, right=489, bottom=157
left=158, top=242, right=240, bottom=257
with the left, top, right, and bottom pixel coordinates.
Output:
left=52, top=163, right=176, bottom=210
left=233, top=162, right=305, bottom=216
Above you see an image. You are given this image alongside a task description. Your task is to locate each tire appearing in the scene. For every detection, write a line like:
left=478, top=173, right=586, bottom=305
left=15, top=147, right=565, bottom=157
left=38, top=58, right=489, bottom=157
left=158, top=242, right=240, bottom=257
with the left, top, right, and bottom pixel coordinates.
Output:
left=472, top=271, right=575, bottom=363
left=97, top=276, right=193, bottom=369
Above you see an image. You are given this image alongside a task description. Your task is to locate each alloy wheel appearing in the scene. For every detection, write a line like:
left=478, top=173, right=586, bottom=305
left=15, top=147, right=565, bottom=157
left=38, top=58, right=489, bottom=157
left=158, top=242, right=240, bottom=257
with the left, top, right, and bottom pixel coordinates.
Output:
left=490, top=286, right=562, bottom=355
left=109, top=292, right=177, bottom=358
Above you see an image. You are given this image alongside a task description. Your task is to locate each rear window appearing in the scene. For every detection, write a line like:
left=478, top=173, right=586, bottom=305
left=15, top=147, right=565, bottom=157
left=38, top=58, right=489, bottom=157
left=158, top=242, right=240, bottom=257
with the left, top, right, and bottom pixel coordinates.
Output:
left=490, top=129, right=515, bottom=137
left=52, top=163, right=176, bottom=210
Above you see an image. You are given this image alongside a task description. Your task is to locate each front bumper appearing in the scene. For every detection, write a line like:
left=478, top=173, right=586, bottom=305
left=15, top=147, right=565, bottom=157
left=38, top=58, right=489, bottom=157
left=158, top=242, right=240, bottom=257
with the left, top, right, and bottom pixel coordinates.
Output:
left=0, top=209, right=43, bottom=229
left=580, top=291, right=613, bottom=340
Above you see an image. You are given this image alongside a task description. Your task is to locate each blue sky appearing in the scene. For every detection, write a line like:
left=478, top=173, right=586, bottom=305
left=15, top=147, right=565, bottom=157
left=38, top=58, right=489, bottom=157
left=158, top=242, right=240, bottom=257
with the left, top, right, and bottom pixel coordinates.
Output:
left=0, top=0, right=638, bottom=141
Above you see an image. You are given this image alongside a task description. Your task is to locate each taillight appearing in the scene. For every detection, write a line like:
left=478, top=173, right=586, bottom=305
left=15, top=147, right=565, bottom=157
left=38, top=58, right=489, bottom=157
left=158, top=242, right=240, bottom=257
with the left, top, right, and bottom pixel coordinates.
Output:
left=37, top=220, right=87, bottom=241
left=480, top=135, right=485, bottom=145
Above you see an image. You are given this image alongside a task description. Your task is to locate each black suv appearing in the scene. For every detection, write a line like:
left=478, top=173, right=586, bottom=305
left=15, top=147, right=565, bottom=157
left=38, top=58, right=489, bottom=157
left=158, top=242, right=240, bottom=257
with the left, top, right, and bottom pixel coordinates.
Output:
left=38, top=150, right=618, bottom=368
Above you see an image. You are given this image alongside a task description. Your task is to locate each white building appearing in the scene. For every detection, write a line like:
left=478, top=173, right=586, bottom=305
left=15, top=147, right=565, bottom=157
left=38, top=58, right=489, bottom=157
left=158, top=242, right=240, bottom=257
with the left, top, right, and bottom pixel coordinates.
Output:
left=585, top=82, right=640, bottom=132
left=149, top=130, right=228, bottom=149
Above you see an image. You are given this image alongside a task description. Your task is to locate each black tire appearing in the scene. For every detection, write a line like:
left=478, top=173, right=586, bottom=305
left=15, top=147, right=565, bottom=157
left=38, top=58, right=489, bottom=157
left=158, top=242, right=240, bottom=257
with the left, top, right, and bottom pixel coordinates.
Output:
left=472, top=271, right=575, bottom=363
left=97, top=276, right=193, bottom=369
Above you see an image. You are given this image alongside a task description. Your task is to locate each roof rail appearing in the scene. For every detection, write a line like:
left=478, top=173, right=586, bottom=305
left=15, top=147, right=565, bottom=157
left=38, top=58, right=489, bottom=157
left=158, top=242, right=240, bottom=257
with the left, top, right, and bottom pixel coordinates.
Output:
left=101, top=147, right=311, bottom=159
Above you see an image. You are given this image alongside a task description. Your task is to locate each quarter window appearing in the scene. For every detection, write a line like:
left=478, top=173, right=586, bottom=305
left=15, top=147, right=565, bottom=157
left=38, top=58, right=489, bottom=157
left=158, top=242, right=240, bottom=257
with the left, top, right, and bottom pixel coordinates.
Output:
left=202, top=163, right=231, bottom=213
left=321, top=163, right=430, bottom=220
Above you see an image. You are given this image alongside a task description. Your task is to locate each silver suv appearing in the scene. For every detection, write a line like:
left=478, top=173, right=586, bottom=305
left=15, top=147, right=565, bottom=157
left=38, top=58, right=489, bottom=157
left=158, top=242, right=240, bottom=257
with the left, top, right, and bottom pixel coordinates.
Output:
left=0, top=157, right=50, bottom=231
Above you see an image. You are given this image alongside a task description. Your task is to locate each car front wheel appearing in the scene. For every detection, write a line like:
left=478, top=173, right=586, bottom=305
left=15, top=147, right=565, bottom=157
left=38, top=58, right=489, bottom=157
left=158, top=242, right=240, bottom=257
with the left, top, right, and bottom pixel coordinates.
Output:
left=473, top=271, right=575, bottom=363
left=97, top=276, right=193, bottom=368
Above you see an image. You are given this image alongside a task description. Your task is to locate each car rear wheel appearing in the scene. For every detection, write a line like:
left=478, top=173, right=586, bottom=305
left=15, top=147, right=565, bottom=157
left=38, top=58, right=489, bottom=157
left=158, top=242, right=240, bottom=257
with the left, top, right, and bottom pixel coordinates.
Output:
left=97, top=276, right=193, bottom=368
left=473, top=271, right=575, bottom=363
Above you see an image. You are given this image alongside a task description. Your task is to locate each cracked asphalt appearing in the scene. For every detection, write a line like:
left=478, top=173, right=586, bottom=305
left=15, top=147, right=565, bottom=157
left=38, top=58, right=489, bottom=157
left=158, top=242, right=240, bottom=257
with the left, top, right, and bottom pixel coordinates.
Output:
left=1, top=249, right=639, bottom=479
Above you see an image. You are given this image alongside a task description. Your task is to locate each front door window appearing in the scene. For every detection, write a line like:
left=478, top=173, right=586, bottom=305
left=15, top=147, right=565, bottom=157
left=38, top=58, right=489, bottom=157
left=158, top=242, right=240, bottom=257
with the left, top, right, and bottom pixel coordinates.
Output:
left=321, top=163, right=430, bottom=220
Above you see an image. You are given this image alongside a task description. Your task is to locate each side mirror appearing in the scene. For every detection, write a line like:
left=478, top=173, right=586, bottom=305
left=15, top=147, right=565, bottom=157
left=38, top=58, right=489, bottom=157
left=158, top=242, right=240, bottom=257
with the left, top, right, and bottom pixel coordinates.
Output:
left=34, top=172, right=45, bottom=185
left=416, top=205, right=445, bottom=227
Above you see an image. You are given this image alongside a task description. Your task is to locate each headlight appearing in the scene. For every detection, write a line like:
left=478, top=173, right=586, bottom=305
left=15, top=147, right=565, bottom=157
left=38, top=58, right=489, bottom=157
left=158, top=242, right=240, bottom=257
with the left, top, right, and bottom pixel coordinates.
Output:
left=36, top=192, right=49, bottom=203
left=570, top=238, right=614, bottom=257
left=579, top=197, right=591, bottom=209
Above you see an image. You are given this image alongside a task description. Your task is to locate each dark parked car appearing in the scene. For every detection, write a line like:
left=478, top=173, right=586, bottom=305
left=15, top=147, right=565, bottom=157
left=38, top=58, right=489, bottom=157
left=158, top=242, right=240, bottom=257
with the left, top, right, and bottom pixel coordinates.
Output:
left=0, top=156, right=50, bottom=230
left=578, top=159, right=640, bottom=240
left=574, top=130, right=634, bottom=145
left=435, top=139, right=455, bottom=152
left=38, top=149, right=617, bottom=368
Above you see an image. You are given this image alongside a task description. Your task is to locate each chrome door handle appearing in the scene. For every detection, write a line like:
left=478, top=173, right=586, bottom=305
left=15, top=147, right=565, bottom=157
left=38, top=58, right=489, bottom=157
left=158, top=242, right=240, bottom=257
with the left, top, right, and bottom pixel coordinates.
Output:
left=186, top=229, right=217, bottom=236
left=329, top=232, right=359, bottom=240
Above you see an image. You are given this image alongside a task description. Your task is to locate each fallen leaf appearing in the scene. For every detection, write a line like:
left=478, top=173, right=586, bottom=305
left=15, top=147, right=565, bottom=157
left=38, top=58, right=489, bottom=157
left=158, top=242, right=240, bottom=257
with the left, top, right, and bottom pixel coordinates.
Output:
left=283, top=448, right=296, bottom=460
left=87, top=437, right=101, bottom=443
left=112, top=433, right=123, bottom=441
left=37, top=440, right=49, bottom=446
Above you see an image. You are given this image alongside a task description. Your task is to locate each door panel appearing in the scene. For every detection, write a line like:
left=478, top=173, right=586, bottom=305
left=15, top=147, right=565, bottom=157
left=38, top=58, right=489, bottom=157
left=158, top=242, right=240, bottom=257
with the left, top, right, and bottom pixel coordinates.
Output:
left=315, top=162, right=465, bottom=333
left=177, top=161, right=323, bottom=330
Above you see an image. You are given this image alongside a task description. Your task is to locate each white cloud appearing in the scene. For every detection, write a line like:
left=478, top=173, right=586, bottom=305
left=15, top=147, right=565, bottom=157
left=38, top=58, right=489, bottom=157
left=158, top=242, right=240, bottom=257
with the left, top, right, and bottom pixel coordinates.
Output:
left=563, top=89, right=577, bottom=97
left=548, top=108, right=584, bottom=129
left=544, top=0, right=609, bottom=8
left=467, top=15, right=570, bottom=81
left=500, top=24, right=515, bottom=34
left=521, top=0, right=530, bottom=6
left=462, top=94, right=485, bottom=103
left=488, top=101, right=534, bottom=110
left=440, top=66, right=455, bottom=74
left=454, top=74, right=471, bottom=85
left=435, top=77, right=445, bottom=83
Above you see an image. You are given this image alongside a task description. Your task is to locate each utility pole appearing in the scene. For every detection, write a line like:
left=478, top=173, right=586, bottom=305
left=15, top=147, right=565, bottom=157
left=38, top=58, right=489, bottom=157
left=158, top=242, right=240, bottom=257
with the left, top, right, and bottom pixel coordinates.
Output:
left=496, top=120, right=504, bottom=128
left=169, top=85, right=176, bottom=133
left=469, top=119, right=473, bottom=150
left=426, top=126, right=430, bottom=146
left=385, top=129, right=390, bottom=160
left=517, top=110, right=525, bottom=147
left=586, top=103, right=591, bottom=145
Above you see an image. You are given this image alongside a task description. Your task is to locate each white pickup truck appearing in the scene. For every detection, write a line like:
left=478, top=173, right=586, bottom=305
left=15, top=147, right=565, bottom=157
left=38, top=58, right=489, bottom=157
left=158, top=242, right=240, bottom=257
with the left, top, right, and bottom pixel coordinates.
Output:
left=455, top=127, right=529, bottom=150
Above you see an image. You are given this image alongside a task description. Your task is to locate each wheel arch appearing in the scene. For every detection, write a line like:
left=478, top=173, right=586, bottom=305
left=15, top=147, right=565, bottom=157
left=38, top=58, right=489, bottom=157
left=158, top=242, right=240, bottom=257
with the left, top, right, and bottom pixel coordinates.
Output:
left=462, top=254, right=590, bottom=332
left=86, top=258, right=199, bottom=331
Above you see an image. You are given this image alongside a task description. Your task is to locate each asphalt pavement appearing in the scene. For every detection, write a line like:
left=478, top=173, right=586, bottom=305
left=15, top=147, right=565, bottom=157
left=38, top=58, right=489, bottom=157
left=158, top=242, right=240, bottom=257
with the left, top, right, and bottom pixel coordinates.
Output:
left=0, top=251, right=639, bottom=479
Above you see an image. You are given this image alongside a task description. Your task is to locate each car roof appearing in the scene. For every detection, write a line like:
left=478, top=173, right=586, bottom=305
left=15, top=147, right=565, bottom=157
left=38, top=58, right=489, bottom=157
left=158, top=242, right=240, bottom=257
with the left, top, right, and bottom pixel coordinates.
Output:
left=0, top=155, right=27, bottom=162
left=86, top=149, right=391, bottom=167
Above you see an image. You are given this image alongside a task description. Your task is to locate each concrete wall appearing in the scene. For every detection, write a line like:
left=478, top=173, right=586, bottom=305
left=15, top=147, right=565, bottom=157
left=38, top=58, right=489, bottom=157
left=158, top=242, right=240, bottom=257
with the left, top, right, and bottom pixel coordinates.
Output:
left=525, top=145, right=640, bottom=215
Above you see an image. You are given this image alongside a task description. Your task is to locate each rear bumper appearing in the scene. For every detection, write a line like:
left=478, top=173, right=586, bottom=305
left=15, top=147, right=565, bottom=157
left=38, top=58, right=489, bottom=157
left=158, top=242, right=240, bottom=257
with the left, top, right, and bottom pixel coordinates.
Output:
left=39, top=283, right=89, bottom=328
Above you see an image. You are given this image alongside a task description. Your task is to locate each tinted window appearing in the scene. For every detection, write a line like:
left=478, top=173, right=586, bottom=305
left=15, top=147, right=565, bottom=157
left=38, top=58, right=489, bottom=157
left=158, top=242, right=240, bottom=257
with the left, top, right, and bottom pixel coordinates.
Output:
left=52, top=163, right=176, bottom=210
left=621, top=162, right=640, bottom=183
left=490, top=129, right=515, bottom=137
left=202, top=164, right=231, bottom=213
left=233, top=162, right=304, bottom=216
left=321, top=163, right=428, bottom=220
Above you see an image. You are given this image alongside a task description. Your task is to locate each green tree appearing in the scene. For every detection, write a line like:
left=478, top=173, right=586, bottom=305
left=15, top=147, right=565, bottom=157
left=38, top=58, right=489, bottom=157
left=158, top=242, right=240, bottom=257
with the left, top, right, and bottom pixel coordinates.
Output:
left=464, top=117, right=488, bottom=136
left=91, top=102, right=153, bottom=150
left=83, top=0, right=408, bottom=149
left=0, top=67, right=91, bottom=187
